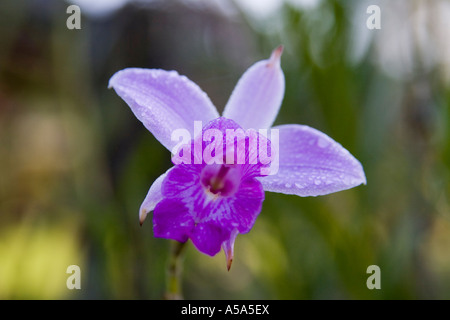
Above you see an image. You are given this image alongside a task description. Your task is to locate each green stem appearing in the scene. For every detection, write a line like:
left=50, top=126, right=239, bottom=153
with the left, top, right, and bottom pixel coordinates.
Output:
left=165, top=240, right=187, bottom=300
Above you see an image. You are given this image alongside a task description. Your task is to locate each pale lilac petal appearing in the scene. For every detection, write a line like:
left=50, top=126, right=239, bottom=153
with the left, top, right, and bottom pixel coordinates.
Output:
left=153, top=199, right=194, bottom=243
left=139, top=168, right=173, bottom=225
left=109, top=68, right=219, bottom=150
left=222, top=46, right=285, bottom=130
left=259, top=124, right=366, bottom=196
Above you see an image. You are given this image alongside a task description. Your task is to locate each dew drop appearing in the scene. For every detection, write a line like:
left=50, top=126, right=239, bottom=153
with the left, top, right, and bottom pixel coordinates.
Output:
left=295, top=183, right=304, bottom=189
left=342, top=176, right=350, bottom=185
left=314, top=179, right=321, bottom=185
left=317, top=137, right=329, bottom=148
left=285, top=183, right=292, bottom=188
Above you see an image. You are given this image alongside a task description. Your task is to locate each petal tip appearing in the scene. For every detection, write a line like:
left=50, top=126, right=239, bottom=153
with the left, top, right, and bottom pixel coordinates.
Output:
left=107, top=75, right=115, bottom=89
left=356, top=162, right=367, bottom=186
left=267, top=45, right=284, bottom=67
left=108, top=69, right=124, bottom=89
left=225, top=244, right=233, bottom=271
left=139, top=209, right=148, bottom=226
left=223, top=229, right=238, bottom=271
left=107, top=68, right=144, bottom=89
left=227, top=257, right=233, bottom=272
left=361, top=173, right=367, bottom=186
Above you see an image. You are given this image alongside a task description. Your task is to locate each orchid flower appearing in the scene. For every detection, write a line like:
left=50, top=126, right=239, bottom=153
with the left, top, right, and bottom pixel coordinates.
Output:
left=109, top=46, right=366, bottom=270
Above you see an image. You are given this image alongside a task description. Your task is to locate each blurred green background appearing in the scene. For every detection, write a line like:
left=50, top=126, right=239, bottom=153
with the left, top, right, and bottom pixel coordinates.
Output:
left=0, top=0, right=449, bottom=299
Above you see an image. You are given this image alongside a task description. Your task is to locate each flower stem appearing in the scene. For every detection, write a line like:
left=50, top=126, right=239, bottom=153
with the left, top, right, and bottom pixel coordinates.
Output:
left=165, top=240, right=187, bottom=300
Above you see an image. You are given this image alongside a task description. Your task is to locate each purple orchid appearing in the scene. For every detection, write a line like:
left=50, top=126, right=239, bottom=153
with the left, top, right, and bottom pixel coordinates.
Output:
left=109, top=46, right=366, bottom=270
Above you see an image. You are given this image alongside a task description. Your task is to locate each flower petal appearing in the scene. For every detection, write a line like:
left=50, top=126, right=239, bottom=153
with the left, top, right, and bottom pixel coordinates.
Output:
left=200, top=117, right=272, bottom=178
left=222, top=46, right=285, bottom=130
left=139, top=168, right=172, bottom=225
left=190, top=175, right=265, bottom=235
left=153, top=198, right=194, bottom=243
left=157, top=148, right=265, bottom=257
left=222, top=178, right=265, bottom=234
left=259, top=124, right=366, bottom=196
left=109, top=68, right=219, bottom=150
left=161, top=161, right=265, bottom=234
left=189, top=177, right=264, bottom=257
left=190, top=221, right=230, bottom=256
left=222, top=229, right=239, bottom=271
left=162, top=165, right=199, bottom=195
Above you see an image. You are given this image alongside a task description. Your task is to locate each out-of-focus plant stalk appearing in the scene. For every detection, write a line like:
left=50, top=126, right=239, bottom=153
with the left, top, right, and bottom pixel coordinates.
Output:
left=165, top=240, right=187, bottom=300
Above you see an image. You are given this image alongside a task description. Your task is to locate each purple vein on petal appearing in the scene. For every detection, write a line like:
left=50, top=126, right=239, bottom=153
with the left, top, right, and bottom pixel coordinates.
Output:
left=152, top=118, right=266, bottom=258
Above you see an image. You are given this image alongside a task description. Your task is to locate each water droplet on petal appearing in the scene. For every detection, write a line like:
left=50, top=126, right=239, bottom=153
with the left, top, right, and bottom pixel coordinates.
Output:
left=285, top=183, right=292, bottom=188
left=314, top=179, right=321, bottom=185
left=342, top=176, right=350, bottom=185
left=317, top=137, right=329, bottom=148
left=295, top=183, right=304, bottom=188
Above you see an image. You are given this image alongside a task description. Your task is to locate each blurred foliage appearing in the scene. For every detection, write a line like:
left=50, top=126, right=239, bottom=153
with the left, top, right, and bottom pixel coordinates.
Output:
left=0, top=0, right=449, bottom=299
